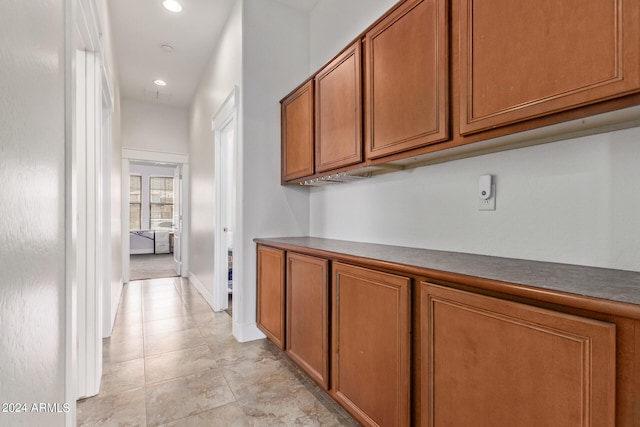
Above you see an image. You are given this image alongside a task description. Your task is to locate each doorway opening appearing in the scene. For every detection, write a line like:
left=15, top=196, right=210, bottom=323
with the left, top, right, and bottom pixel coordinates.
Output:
left=127, top=160, right=183, bottom=281
left=213, top=87, right=238, bottom=315
left=221, top=124, right=235, bottom=316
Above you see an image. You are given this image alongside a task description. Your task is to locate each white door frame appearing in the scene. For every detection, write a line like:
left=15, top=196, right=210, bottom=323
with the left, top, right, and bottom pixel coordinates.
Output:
left=212, top=87, right=239, bottom=313
left=75, top=49, right=105, bottom=400
left=101, top=93, right=115, bottom=338
left=121, top=149, right=190, bottom=283
left=173, top=165, right=183, bottom=275
left=68, top=0, right=115, bottom=419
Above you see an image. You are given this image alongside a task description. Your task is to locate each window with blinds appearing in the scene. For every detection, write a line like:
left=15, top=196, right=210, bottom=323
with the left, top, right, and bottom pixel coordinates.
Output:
left=150, top=176, right=174, bottom=230
left=130, top=175, right=142, bottom=230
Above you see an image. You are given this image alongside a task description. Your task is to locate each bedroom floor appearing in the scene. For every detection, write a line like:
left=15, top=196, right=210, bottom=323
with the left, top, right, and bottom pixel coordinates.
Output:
left=129, top=254, right=178, bottom=281
left=76, top=277, right=358, bottom=426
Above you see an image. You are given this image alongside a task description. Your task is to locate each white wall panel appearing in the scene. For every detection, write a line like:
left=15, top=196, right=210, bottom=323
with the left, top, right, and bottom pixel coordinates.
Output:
left=309, top=0, right=395, bottom=70
left=121, top=99, right=188, bottom=154
left=239, top=0, right=311, bottom=340
left=0, top=0, right=68, bottom=425
left=310, top=128, right=640, bottom=270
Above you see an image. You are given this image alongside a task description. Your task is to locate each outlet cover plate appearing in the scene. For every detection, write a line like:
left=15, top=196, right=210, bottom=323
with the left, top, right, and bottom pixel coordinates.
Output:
left=479, top=184, right=496, bottom=211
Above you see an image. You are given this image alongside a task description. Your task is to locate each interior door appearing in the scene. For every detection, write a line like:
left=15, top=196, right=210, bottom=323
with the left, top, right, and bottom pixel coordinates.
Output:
left=173, top=165, right=182, bottom=276
left=221, top=121, right=235, bottom=295
left=213, top=89, right=237, bottom=312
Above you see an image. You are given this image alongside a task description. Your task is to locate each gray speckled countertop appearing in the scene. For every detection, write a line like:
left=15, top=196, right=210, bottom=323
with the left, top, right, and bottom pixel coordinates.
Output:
left=255, top=237, right=640, bottom=307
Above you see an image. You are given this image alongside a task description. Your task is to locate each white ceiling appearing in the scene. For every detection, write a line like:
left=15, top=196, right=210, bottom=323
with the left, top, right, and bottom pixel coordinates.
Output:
left=273, top=0, right=320, bottom=12
left=109, top=0, right=319, bottom=109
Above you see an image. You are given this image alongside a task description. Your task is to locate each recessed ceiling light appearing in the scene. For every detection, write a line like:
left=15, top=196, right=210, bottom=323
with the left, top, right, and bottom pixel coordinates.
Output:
left=163, top=0, right=182, bottom=13
left=154, top=79, right=167, bottom=87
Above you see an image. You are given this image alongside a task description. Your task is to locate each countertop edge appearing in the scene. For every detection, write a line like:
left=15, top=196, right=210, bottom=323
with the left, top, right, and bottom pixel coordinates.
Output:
left=254, top=237, right=640, bottom=320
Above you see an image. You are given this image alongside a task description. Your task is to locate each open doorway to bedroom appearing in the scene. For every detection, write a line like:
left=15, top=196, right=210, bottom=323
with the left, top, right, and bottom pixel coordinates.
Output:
left=128, top=161, right=180, bottom=281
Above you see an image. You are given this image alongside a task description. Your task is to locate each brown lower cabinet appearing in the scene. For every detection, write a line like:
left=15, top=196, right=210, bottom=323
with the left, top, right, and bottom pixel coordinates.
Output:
left=255, top=242, right=638, bottom=427
left=285, top=252, right=329, bottom=389
left=256, top=245, right=285, bottom=349
left=421, top=282, right=616, bottom=427
left=332, top=262, right=411, bottom=427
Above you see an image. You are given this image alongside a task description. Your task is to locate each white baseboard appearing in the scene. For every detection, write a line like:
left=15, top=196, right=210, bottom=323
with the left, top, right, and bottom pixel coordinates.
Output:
left=187, top=272, right=264, bottom=343
left=188, top=272, right=215, bottom=310
left=104, top=277, right=124, bottom=338
left=232, top=321, right=266, bottom=343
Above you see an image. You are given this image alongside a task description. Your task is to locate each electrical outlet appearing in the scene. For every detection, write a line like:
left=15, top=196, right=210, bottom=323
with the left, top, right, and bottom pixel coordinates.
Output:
left=478, top=175, right=496, bottom=211
left=479, top=186, right=496, bottom=210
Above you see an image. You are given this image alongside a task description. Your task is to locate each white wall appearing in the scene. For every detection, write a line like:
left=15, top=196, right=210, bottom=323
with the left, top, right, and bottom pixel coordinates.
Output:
left=188, top=0, right=243, bottom=304
left=0, top=0, right=68, bottom=425
left=308, top=0, right=640, bottom=272
left=121, top=98, right=188, bottom=154
left=188, top=0, right=311, bottom=340
left=310, top=128, right=640, bottom=270
left=309, top=0, right=394, bottom=70
left=120, top=99, right=186, bottom=274
left=239, top=0, right=311, bottom=339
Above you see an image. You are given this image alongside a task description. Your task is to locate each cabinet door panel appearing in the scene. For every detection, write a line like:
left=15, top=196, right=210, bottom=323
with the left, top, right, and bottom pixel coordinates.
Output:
left=281, top=81, right=314, bottom=182
left=333, top=263, right=410, bottom=427
left=459, top=0, right=640, bottom=134
left=256, top=246, right=285, bottom=349
left=286, top=253, right=329, bottom=389
left=315, top=42, right=363, bottom=173
left=365, top=0, right=448, bottom=159
left=421, top=282, right=616, bottom=427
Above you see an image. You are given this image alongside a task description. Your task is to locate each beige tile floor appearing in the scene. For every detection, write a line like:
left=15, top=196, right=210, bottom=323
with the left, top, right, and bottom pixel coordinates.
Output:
left=77, top=277, right=359, bottom=426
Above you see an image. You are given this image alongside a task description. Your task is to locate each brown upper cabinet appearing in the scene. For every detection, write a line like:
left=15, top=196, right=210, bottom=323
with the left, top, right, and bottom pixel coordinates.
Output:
left=281, top=80, right=315, bottom=182
left=365, top=0, right=449, bottom=159
left=458, top=0, right=640, bottom=135
left=315, top=41, right=363, bottom=173
left=280, top=0, right=640, bottom=184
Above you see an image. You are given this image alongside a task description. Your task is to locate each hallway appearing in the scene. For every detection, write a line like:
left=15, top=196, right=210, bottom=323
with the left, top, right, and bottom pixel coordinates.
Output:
left=77, top=278, right=358, bottom=426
